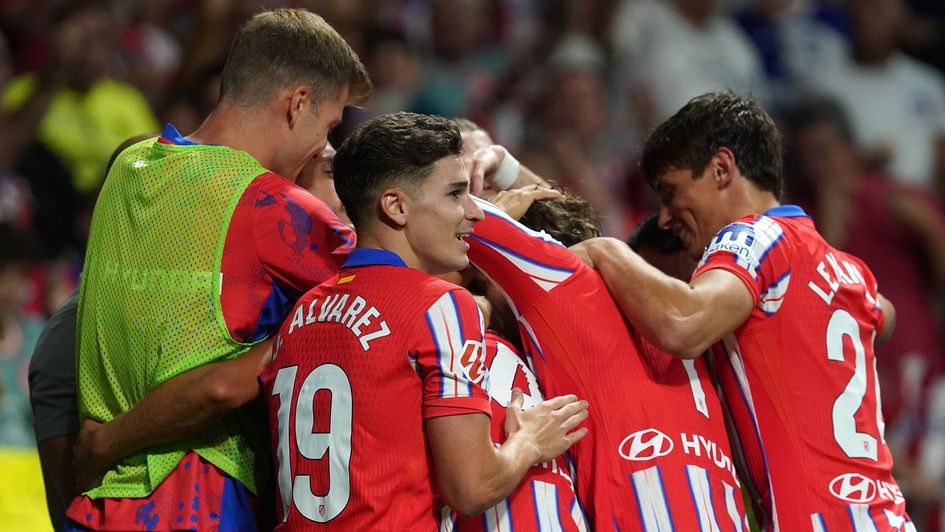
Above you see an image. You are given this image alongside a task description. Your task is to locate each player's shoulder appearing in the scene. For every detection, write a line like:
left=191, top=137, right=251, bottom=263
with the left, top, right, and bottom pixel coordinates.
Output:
left=418, top=274, right=476, bottom=304
left=249, top=173, right=351, bottom=223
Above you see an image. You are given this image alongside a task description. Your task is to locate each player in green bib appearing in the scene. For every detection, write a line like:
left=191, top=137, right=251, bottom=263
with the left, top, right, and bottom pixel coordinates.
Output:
left=65, top=9, right=370, bottom=531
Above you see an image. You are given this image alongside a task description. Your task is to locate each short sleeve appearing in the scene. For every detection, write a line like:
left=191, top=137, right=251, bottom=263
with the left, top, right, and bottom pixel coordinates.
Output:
left=28, top=290, right=80, bottom=442
left=251, top=174, right=356, bottom=291
left=415, top=289, right=492, bottom=419
left=466, top=197, right=582, bottom=311
left=693, top=216, right=792, bottom=316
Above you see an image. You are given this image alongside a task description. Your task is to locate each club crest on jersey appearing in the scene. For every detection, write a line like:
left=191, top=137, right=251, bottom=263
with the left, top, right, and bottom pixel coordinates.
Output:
left=459, top=340, right=486, bottom=384
left=829, top=473, right=876, bottom=503
left=619, top=428, right=674, bottom=461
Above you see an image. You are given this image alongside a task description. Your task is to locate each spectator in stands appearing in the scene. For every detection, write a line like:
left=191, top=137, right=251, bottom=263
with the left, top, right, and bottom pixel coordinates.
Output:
left=1, top=2, right=158, bottom=261
left=610, top=0, right=769, bottom=122
left=805, top=0, right=945, bottom=192
left=0, top=223, right=47, bottom=529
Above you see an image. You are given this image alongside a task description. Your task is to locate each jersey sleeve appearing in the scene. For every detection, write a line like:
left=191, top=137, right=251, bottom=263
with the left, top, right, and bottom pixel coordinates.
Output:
left=415, top=288, right=492, bottom=419
left=692, top=215, right=792, bottom=317
left=251, top=173, right=356, bottom=292
left=466, top=197, right=583, bottom=311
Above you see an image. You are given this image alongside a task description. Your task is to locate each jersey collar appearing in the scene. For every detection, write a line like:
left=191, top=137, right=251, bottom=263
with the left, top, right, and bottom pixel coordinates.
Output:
left=342, top=248, right=408, bottom=269
left=158, top=123, right=204, bottom=145
left=763, top=204, right=809, bottom=218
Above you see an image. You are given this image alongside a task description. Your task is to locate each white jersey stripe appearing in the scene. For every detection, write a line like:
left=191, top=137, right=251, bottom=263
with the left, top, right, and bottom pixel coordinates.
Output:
left=723, top=481, right=744, bottom=532
left=571, top=496, right=588, bottom=532
left=811, top=513, right=827, bottom=532
left=484, top=498, right=512, bottom=531
left=630, top=466, right=674, bottom=532
left=686, top=465, right=721, bottom=532
left=425, top=292, right=473, bottom=398
left=721, top=334, right=780, bottom=530
left=848, top=504, right=878, bottom=531
left=533, top=480, right=564, bottom=532
left=440, top=505, right=456, bottom=532
left=681, top=359, right=709, bottom=418
left=470, top=234, right=575, bottom=292
left=759, top=271, right=791, bottom=316
left=474, top=197, right=566, bottom=248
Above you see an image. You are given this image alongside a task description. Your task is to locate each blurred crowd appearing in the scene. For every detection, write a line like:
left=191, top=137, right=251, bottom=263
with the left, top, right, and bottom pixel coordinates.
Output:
left=1, top=0, right=945, bottom=528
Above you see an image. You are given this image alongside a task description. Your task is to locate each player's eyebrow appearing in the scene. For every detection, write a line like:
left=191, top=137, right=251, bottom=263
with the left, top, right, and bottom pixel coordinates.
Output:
left=448, top=179, right=470, bottom=192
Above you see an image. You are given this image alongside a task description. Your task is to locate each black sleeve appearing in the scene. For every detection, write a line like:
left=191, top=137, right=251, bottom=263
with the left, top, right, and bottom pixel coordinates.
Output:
left=28, top=289, right=79, bottom=442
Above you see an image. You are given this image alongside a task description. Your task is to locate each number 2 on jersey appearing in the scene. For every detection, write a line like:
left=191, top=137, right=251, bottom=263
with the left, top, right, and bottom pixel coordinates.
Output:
left=272, top=364, right=353, bottom=523
left=827, top=309, right=885, bottom=461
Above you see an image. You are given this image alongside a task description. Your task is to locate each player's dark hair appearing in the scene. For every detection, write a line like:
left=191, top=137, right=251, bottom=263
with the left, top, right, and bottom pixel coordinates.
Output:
left=334, top=112, right=463, bottom=230
left=627, top=213, right=685, bottom=254
left=641, top=91, right=783, bottom=199
left=518, top=189, right=601, bottom=247
left=220, top=8, right=371, bottom=107
left=785, top=96, right=855, bottom=143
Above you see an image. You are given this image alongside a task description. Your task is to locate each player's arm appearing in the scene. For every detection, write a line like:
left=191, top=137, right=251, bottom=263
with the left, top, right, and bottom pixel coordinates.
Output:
left=427, top=390, right=587, bottom=517
left=28, top=291, right=80, bottom=528
left=467, top=144, right=546, bottom=195
left=571, top=236, right=754, bottom=357
left=74, top=340, right=271, bottom=490
left=419, top=289, right=586, bottom=516
left=877, top=292, right=896, bottom=344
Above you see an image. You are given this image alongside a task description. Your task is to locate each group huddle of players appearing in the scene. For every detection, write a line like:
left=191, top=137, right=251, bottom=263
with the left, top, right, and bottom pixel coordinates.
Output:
left=63, top=7, right=915, bottom=532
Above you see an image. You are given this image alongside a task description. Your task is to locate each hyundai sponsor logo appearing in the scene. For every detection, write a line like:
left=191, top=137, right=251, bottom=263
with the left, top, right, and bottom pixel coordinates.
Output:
left=829, top=473, right=877, bottom=503
left=619, top=429, right=674, bottom=461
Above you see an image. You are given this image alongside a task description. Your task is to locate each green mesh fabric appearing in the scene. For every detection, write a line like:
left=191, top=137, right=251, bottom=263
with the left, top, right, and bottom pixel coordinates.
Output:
left=77, top=138, right=268, bottom=498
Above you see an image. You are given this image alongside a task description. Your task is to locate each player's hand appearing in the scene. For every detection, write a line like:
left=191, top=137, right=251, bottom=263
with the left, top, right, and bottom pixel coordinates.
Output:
left=467, top=145, right=502, bottom=196
left=505, top=389, right=588, bottom=464
left=74, top=418, right=112, bottom=492
left=492, top=185, right=563, bottom=220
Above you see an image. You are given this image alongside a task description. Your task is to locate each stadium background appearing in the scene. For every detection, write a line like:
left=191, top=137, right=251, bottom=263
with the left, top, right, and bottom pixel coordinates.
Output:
left=0, top=0, right=944, bottom=529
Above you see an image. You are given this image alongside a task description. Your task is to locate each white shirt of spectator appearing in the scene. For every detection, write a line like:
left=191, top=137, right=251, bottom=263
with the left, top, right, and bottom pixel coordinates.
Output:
left=808, top=52, right=945, bottom=189
left=611, top=0, right=769, bottom=120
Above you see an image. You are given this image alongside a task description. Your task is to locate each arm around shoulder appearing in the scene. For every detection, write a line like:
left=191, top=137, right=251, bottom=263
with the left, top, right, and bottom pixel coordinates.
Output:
left=571, top=237, right=754, bottom=357
left=74, top=340, right=272, bottom=490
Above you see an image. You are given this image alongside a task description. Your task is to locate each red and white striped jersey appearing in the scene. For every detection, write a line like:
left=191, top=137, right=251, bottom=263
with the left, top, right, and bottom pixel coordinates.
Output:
left=455, top=333, right=588, bottom=532
left=260, top=248, right=491, bottom=531
left=466, top=198, right=749, bottom=531
left=695, top=205, right=914, bottom=531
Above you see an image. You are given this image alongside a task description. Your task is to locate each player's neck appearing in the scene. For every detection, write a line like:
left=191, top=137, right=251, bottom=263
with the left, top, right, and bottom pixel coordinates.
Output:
left=188, top=105, right=282, bottom=170
left=356, top=228, right=428, bottom=274
left=727, top=180, right=780, bottom=222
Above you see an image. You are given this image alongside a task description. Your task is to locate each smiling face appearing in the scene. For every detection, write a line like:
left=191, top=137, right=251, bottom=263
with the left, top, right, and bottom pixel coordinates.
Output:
left=404, top=156, right=484, bottom=275
left=654, top=166, right=728, bottom=261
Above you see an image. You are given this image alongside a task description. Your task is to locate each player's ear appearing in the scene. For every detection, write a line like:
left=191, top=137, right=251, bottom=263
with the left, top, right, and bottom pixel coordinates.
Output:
left=286, top=85, right=310, bottom=129
left=379, top=188, right=408, bottom=227
left=712, top=147, right=737, bottom=189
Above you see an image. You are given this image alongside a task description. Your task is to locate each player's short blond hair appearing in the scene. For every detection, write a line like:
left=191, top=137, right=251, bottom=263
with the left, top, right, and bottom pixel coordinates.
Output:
left=221, top=8, right=371, bottom=107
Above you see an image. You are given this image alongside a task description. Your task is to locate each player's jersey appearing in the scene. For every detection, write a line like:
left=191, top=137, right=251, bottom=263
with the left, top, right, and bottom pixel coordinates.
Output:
left=466, top=198, right=748, bottom=531
left=159, top=123, right=357, bottom=344
left=694, top=205, right=913, bottom=531
left=456, top=333, right=587, bottom=532
left=260, top=248, right=492, bottom=531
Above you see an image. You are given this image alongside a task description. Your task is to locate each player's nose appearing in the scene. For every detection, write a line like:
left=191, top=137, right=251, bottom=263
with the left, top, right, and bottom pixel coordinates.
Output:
left=657, top=205, right=673, bottom=230
left=464, top=196, right=484, bottom=223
